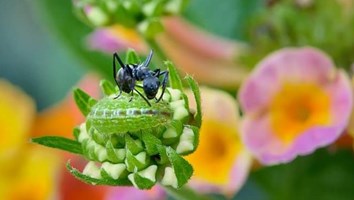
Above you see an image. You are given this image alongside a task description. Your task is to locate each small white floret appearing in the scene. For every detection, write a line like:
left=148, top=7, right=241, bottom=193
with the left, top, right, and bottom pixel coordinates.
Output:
left=83, top=161, right=102, bottom=179
left=160, top=167, right=178, bottom=188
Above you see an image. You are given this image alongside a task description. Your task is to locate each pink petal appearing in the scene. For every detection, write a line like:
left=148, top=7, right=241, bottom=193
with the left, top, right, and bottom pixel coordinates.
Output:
left=239, top=47, right=336, bottom=113
left=157, top=17, right=249, bottom=88
left=106, top=186, right=166, bottom=200
left=188, top=150, right=251, bottom=197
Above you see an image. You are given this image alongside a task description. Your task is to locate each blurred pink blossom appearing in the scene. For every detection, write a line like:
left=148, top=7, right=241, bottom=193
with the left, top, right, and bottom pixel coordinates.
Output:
left=239, top=47, right=353, bottom=165
left=88, top=25, right=147, bottom=53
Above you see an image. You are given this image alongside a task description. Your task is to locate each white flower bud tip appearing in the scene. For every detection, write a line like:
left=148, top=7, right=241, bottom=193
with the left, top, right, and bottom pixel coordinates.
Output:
left=161, top=167, right=178, bottom=188
left=83, top=161, right=102, bottom=179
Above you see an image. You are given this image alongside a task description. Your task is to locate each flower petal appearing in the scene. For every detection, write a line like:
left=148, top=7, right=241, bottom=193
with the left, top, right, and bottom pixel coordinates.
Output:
left=239, top=47, right=353, bottom=165
left=0, top=79, right=35, bottom=161
left=239, top=47, right=336, bottom=113
left=88, top=25, right=147, bottom=53
left=186, top=87, right=251, bottom=196
left=157, top=17, right=249, bottom=88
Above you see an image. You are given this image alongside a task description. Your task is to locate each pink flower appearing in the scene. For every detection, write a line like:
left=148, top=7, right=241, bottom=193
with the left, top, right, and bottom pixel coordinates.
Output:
left=88, top=25, right=147, bottom=53
left=239, top=47, right=353, bottom=165
left=105, top=186, right=166, bottom=200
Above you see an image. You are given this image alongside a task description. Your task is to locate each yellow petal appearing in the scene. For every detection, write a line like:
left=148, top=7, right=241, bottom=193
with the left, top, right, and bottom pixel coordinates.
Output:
left=185, top=87, right=246, bottom=185
left=0, top=79, right=35, bottom=161
left=186, top=119, right=241, bottom=184
left=3, top=147, right=60, bottom=200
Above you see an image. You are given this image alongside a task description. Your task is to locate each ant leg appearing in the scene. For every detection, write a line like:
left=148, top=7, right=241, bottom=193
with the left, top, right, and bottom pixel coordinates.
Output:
left=134, top=88, right=151, bottom=106
left=113, top=53, right=126, bottom=86
left=153, top=69, right=160, bottom=75
left=156, top=71, right=169, bottom=102
left=114, top=88, right=122, bottom=99
left=113, top=52, right=127, bottom=99
left=129, top=90, right=134, bottom=102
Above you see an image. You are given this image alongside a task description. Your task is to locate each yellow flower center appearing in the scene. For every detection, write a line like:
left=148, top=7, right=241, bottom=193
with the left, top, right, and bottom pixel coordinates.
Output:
left=186, top=119, right=240, bottom=185
left=109, top=25, right=141, bottom=44
left=270, top=82, right=331, bottom=143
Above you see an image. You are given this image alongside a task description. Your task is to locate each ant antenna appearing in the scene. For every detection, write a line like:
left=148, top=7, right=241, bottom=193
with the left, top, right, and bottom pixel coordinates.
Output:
left=139, top=50, right=153, bottom=68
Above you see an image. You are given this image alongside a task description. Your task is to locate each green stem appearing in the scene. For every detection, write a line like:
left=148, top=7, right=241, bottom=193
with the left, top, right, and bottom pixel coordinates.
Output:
left=143, top=37, right=168, bottom=68
left=163, top=185, right=212, bottom=200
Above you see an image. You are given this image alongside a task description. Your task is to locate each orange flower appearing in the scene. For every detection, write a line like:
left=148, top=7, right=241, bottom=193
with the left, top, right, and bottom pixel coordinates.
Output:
left=0, top=79, right=59, bottom=200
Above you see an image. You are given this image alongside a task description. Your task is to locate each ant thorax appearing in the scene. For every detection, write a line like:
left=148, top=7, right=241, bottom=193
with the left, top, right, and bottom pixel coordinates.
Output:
left=134, top=67, right=152, bottom=81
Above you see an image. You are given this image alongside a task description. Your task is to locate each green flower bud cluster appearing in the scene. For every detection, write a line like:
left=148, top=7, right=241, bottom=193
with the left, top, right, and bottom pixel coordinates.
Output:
left=73, top=0, right=189, bottom=37
left=32, top=50, right=202, bottom=190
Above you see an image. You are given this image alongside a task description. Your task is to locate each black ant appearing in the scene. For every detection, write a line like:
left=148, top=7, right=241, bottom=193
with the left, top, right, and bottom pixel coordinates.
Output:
left=112, top=50, right=169, bottom=106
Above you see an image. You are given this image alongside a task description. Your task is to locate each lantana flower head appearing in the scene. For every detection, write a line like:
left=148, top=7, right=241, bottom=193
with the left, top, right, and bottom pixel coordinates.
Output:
left=186, top=87, right=251, bottom=197
left=239, top=47, right=353, bottom=165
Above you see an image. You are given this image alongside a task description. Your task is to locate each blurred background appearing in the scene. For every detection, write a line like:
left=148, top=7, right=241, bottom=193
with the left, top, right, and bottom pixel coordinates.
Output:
left=0, top=0, right=353, bottom=199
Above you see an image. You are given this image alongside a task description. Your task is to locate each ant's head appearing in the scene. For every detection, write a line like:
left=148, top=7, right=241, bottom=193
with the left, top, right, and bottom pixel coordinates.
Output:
left=143, top=76, right=160, bottom=99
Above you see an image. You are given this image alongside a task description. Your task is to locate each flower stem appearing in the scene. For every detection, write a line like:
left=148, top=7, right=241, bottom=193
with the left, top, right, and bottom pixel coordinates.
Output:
left=162, top=185, right=212, bottom=200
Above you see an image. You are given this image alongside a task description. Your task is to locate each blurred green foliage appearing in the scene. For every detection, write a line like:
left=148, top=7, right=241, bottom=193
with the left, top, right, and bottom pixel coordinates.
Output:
left=35, top=0, right=112, bottom=79
left=237, top=148, right=354, bottom=200
left=0, top=0, right=85, bottom=110
left=244, top=0, right=354, bottom=69
left=183, top=0, right=264, bottom=41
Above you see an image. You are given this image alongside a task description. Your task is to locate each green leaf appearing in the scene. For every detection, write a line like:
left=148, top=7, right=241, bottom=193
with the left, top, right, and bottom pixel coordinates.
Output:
left=126, top=48, right=142, bottom=63
left=156, top=145, right=170, bottom=165
left=73, top=88, right=97, bottom=116
left=99, top=80, right=117, bottom=96
left=131, top=173, right=155, bottom=189
left=165, top=61, right=183, bottom=90
left=66, top=161, right=132, bottom=186
left=105, top=140, right=123, bottom=163
left=90, top=128, right=109, bottom=146
left=185, top=75, right=202, bottom=128
left=141, top=132, right=162, bottom=155
left=166, top=146, right=193, bottom=188
left=125, top=150, right=150, bottom=172
left=73, top=127, right=81, bottom=141
left=237, top=149, right=354, bottom=200
left=125, top=134, right=144, bottom=155
left=81, top=139, right=94, bottom=160
left=32, top=136, right=83, bottom=155
left=190, top=125, right=200, bottom=154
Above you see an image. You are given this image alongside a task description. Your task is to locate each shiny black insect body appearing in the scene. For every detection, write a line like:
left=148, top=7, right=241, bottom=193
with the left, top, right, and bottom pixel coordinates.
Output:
left=113, top=50, right=169, bottom=106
